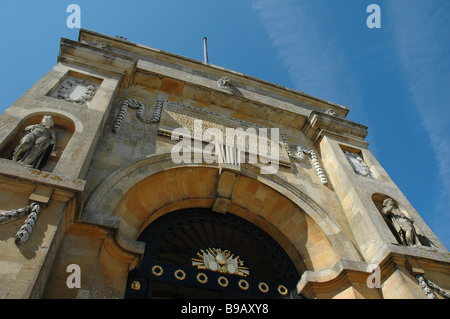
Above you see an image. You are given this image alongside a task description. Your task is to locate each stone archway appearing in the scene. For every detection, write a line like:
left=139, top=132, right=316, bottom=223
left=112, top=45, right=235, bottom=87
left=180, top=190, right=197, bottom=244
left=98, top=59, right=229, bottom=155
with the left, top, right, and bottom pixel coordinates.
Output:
left=82, top=153, right=361, bottom=297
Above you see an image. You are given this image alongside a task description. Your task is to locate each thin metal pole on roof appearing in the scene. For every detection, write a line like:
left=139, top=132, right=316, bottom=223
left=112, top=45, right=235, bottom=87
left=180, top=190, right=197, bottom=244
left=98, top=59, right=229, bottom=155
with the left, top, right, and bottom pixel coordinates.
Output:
left=203, top=37, right=209, bottom=63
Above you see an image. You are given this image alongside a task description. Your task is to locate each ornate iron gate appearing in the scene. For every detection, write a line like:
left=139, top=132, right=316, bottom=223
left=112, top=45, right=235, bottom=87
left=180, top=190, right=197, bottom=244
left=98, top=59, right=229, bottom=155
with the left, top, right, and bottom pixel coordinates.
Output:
left=124, top=208, right=300, bottom=299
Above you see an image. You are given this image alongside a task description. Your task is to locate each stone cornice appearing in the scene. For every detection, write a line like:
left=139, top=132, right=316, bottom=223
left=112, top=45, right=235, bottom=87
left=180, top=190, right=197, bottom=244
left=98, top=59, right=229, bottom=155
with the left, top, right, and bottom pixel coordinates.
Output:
left=0, top=159, right=85, bottom=226
left=76, top=29, right=350, bottom=119
left=297, top=247, right=450, bottom=298
left=302, top=111, right=369, bottom=146
left=58, top=37, right=138, bottom=88
left=0, top=159, right=85, bottom=195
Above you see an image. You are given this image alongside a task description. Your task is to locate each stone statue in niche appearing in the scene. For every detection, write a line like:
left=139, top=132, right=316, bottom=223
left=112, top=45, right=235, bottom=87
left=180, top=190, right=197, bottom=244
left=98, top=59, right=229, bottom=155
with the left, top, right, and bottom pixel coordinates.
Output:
left=382, top=197, right=422, bottom=247
left=344, top=150, right=374, bottom=178
left=12, top=115, right=56, bottom=169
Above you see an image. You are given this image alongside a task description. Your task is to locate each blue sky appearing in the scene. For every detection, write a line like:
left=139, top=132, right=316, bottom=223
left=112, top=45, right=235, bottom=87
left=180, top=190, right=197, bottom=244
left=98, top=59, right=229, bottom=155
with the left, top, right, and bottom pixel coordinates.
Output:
left=0, top=1, right=448, bottom=249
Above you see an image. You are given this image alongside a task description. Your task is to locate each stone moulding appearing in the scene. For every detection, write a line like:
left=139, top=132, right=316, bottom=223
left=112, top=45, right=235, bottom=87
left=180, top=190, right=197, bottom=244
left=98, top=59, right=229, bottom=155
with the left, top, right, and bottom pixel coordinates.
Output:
left=296, top=259, right=371, bottom=298
left=112, top=99, right=164, bottom=134
left=302, top=111, right=369, bottom=147
left=58, top=37, right=138, bottom=88
left=297, top=246, right=450, bottom=298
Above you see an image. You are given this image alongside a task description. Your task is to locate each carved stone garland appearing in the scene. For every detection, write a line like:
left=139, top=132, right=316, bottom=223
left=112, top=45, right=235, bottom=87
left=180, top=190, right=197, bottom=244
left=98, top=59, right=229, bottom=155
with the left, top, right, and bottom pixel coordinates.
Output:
left=0, top=202, right=41, bottom=245
left=344, top=150, right=374, bottom=179
left=297, top=146, right=328, bottom=184
left=280, top=132, right=328, bottom=185
left=279, top=132, right=294, bottom=159
left=416, top=274, right=450, bottom=299
left=112, top=99, right=164, bottom=134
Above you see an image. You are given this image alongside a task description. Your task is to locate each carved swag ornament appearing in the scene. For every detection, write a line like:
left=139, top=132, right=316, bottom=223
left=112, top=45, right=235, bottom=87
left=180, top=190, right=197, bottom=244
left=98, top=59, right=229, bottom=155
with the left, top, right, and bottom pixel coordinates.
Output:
left=279, top=132, right=328, bottom=185
left=112, top=99, right=163, bottom=134
left=0, top=202, right=41, bottom=245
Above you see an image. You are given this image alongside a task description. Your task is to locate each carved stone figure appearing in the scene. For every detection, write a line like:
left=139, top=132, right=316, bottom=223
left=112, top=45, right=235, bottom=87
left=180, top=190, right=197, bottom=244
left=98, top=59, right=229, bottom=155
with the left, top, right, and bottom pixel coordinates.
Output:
left=96, top=42, right=113, bottom=50
left=326, top=109, right=337, bottom=116
left=12, top=115, right=56, bottom=169
left=382, top=197, right=421, bottom=246
left=217, top=76, right=232, bottom=90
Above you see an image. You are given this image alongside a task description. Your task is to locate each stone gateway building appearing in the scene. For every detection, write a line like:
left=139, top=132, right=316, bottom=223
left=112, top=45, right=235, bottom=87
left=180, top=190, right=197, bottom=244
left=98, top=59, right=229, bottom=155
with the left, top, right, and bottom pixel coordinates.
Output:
left=0, top=29, right=449, bottom=299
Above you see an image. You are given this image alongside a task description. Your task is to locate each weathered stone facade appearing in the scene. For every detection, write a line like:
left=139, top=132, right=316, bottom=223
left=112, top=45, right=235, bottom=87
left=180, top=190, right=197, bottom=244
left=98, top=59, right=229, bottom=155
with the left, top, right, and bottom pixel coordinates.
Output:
left=0, top=29, right=448, bottom=299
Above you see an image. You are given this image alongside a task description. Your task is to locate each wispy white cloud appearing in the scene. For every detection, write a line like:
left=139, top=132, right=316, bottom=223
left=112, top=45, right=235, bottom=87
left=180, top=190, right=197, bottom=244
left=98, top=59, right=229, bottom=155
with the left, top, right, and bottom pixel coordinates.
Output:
left=387, top=1, right=450, bottom=247
left=253, top=0, right=450, bottom=248
left=252, top=0, right=364, bottom=121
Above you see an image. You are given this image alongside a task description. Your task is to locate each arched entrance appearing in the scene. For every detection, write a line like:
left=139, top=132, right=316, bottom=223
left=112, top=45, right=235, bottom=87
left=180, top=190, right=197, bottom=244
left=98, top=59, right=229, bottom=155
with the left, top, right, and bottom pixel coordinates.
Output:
left=124, top=208, right=300, bottom=299
left=82, top=154, right=362, bottom=298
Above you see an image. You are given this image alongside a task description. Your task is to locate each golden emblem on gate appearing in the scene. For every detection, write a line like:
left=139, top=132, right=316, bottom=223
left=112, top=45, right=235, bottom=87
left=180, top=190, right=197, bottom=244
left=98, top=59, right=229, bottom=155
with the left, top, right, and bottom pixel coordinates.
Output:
left=191, top=247, right=250, bottom=277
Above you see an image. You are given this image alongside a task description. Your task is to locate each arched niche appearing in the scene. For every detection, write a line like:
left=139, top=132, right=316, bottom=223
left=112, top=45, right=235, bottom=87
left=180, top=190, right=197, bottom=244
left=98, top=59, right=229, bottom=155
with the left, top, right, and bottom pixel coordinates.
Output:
left=372, top=193, right=430, bottom=247
left=0, top=112, right=75, bottom=172
left=372, top=193, right=403, bottom=245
